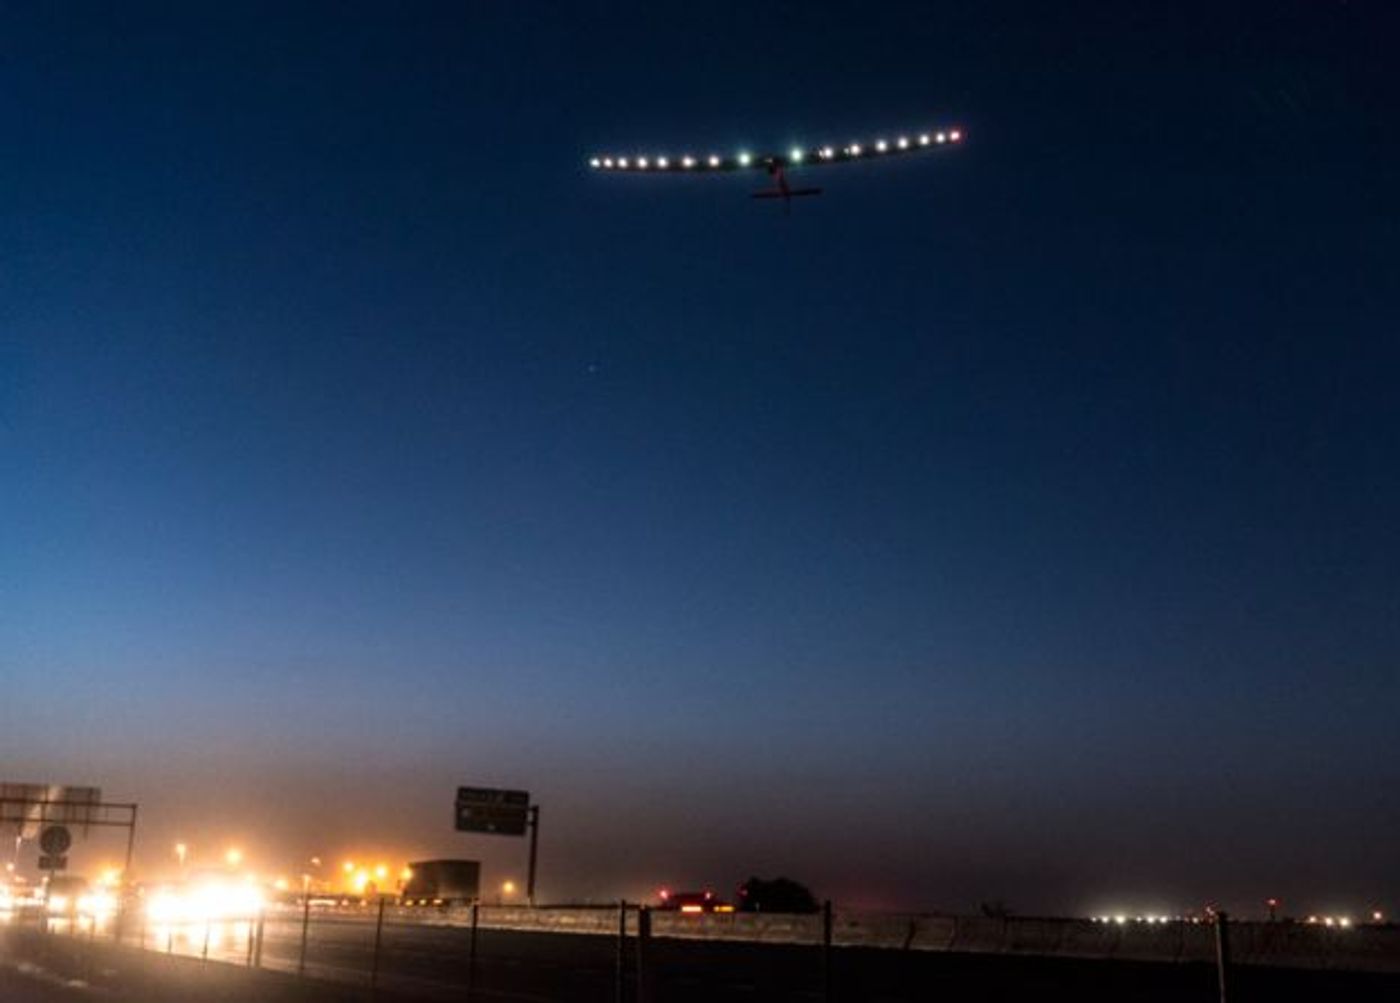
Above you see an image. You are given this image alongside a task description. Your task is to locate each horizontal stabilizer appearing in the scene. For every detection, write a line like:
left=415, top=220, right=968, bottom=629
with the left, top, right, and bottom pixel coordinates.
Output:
left=750, top=187, right=823, bottom=199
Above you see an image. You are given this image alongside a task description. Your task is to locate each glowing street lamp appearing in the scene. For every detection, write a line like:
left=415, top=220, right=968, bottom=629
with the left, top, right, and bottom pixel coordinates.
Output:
left=225, top=848, right=243, bottom=868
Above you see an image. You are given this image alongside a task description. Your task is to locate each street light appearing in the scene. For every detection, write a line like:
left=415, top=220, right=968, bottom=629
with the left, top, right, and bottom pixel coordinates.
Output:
left=502, top=879, right=517, bottom=902
left=174, top=843, right=188, bottom=873
left=303, top=857, right=323, bottom=896
left=225, top=848, right=243, bottom=867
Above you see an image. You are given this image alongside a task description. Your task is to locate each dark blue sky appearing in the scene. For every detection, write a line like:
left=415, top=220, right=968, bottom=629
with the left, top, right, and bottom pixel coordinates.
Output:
left=3, top=1, right=1397, bottom=914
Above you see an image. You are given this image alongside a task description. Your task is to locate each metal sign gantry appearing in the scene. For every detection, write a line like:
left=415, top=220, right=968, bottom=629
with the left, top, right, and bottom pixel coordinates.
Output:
left=1, top=797, right=139, bottom=875
left=454, top=785, right=540, bottom=905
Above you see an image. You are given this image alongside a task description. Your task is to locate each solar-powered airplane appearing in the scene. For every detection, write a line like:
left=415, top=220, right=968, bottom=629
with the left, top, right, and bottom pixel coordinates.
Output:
left=588, top=124, right=963, bottom=209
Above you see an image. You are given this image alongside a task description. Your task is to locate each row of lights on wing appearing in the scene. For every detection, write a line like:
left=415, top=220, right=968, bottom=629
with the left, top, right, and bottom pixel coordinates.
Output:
left=589, top=129, right=962, bottom=170
left=590, top=154, right=721, bottom=170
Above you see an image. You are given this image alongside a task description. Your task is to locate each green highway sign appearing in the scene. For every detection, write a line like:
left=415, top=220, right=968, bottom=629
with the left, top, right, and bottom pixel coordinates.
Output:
left=455, top=786, right=530, bottom=836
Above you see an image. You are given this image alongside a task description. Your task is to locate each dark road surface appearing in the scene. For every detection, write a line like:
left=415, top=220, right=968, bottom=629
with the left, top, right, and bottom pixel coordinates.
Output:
left=9, top=912, right=1399, bottom=1002
left=125, top=910, right=1400, bottom=1002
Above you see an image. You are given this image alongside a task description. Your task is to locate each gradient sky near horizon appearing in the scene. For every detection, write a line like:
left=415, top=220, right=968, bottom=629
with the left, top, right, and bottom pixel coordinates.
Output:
left=3, top=1, right=1398, bottom=915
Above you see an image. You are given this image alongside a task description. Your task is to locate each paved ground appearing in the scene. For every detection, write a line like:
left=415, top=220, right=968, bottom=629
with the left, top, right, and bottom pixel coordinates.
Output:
left=0, top=963, right=96, bottom=1003
left=1, top=929, right=412, bottom=1003
left=250, top=911, right=1400, bottom=1002
left=9, top=915, right=1400, bottom=1002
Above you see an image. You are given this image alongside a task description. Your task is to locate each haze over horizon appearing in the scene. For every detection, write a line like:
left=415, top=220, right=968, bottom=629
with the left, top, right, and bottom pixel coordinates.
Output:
left=4, top=1, right=1398, bottom=917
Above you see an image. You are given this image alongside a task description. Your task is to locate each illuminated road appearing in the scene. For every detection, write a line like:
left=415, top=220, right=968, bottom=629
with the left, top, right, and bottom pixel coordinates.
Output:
left=110, top=909, right=1400, bottom=1003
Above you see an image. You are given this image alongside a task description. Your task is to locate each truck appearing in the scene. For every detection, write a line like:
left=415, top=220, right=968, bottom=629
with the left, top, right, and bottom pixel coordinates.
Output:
left=401, top=859, right=480, bottom=906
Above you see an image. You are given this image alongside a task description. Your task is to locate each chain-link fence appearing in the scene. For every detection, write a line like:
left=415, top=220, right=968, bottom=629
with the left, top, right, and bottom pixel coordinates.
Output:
left=12, top=899, right=1399, bottom=1003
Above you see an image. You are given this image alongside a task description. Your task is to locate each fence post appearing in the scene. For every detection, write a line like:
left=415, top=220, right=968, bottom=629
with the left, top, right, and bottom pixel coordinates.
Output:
left=245, top=917, right=255, bottom=966
left=253, top=911, right=265, bottom=968
left=87, top=914, right=97, bottom=984
left=1214, top=911, right=1231, bottom=1003
left=467, top=900, right=479, bottom=1001
left=636, top=905, right=652, bottom=1003
left=616, top=900, right=628, bottom=1003
left=370, top=896, right=387, bottom=991
left=297, top=890, right=312, bottom=976
left=822, top=899, right=834, bottom=1003
left=201, top=920, right=211, bottom=961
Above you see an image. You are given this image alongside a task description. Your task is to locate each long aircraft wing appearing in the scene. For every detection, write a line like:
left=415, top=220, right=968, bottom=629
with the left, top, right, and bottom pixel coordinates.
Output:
left=587, top=126, right=963, bottom=174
